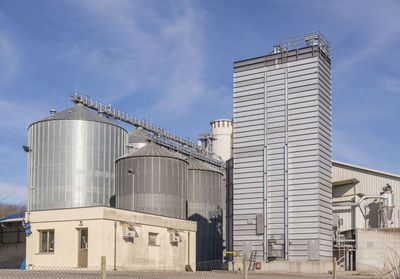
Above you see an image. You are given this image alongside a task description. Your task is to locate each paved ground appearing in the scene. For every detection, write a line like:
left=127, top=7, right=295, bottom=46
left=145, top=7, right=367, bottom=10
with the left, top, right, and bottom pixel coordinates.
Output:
left=0, top=270, right=380, bottom=279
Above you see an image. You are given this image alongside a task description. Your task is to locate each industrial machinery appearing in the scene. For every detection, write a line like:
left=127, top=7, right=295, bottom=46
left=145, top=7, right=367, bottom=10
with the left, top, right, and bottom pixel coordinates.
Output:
left=332, top=184, right=395, bottom=271
left=380, top=184, right=395, bottom=228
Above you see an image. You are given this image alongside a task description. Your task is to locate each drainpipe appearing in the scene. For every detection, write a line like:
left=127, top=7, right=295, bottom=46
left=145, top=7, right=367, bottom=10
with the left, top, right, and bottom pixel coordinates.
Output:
left=284, top=67, right=289, bottom=260
left=114, top=221, right=117, bottom=271
left=263, top=71, right=269, bottom=261
left=188, top=232, right=190, bottom=267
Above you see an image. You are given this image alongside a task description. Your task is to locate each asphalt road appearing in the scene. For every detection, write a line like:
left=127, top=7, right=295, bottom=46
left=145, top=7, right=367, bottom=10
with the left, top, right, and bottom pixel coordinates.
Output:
left=0, top=270, right=380, bottom=279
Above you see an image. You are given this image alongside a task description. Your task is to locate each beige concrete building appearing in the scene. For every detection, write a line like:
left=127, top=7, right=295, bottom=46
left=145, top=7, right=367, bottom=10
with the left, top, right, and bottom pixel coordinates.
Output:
left=26, top=207, right=197, bottom=270
left=355, top=228, right=400, bottom=274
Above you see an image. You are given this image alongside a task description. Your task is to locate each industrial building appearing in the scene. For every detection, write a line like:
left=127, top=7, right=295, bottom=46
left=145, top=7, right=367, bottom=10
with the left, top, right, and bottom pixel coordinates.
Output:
left=0, top=31, right=398, bottom=275
left=332, top=160, right=399, bottom=273
left=21, top=97, right=226, bottom=270
left=26, top=207, right=196, bottom=270
left=230, top=31, right=332, bottom=267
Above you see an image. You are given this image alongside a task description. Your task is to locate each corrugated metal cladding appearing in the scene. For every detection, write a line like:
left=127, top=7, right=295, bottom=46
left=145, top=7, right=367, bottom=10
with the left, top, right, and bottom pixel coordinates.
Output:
left=115, top=143, right=187, bottom=220
left=332, top=161, right=400, bottom=230
left=187, top=158, right=224, bottom=263
left=27, top=104, right=128, bottom=210
left=233, top=45, right=332, bottom=261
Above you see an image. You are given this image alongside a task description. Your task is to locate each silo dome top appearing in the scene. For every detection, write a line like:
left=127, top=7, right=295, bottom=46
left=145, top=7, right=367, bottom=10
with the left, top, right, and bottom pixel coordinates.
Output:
left=187, top=157, right=223, bottom=174
left=128, top=127, right=151, bottom=144
left=29, top=103, right=121, bottom=128
left=116, top=142, right=187, bottom=163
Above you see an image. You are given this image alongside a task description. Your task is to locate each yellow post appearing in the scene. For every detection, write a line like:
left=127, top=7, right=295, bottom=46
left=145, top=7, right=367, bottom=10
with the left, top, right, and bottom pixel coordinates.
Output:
left=101, top=256, right=106, bottom=279
left=332, top=257, right=336, bottom=279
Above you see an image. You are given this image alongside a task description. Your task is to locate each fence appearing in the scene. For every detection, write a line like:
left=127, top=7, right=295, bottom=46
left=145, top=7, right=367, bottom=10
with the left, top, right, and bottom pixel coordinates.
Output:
left=0, top=260, right=246, bottom=279
left=0, top=257, right=381, bottom=279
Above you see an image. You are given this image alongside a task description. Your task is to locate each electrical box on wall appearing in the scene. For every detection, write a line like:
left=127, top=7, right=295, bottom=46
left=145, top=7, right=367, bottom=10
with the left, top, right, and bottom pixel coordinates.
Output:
left=169, top=232, right=182, bottom=243
left=122, top=225, right=137, bottom=241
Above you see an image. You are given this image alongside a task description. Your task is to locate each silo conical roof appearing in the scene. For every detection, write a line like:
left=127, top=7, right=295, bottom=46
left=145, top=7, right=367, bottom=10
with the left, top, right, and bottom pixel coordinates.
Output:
left=187, top=157, right=222, bottom=174
left=128, top=127, right=151, bottom=144
left=116, top=142, right=187, bottom=162
left=29, top=103, right=118, bottom=127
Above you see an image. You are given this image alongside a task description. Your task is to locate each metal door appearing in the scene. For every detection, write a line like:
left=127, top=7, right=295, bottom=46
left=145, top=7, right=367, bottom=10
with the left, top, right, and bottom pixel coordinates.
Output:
left=78, top=228, right=88, bottom=268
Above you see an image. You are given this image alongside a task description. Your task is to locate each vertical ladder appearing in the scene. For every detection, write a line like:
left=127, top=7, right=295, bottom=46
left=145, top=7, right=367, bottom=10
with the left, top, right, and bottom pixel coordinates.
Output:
left=248, top=250, right=257, bottom=271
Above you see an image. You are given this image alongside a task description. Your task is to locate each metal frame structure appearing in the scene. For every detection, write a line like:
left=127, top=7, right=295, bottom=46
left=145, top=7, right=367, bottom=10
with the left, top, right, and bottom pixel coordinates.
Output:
left=70, top=92, right=225, bottom=168
left=274, top=31, right=331, bottom=58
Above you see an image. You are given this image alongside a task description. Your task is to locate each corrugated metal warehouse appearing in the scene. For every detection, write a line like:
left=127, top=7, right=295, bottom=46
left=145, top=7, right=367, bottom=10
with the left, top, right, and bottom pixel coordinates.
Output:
left=333, top=160, right=400, bottom=230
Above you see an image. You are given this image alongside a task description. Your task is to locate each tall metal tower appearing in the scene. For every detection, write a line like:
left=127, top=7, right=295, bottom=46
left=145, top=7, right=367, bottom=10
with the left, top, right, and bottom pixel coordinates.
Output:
left=232, top=32, right=332, bottom=262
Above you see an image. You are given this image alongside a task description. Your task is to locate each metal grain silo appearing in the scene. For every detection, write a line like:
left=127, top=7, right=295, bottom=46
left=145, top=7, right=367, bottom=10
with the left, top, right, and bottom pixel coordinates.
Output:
left=27, top=104, right=128, bottom=210
left=187, top=158, right=224, bottom=265
left=115, top=143, right=187, bottom=219
left=127, top=127, right=151, bottom=151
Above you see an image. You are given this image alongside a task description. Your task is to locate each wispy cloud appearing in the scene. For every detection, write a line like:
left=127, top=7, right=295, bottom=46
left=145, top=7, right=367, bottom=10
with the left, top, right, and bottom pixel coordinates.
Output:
left=0, top=99, right=44, bottom=136
left=334, top=128, right=400, bottom=174
left=328, top=0, right=400, bottom=72
left=381, top=77, right=400, bottom=94
left=63, top=0, right=210, bottom=119
left=0, top=180, right=26, bottom=204
left=0, top=33, right=20, bottom=86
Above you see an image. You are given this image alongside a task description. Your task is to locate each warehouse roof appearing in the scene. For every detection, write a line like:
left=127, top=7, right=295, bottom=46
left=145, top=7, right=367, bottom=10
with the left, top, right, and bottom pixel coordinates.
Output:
left=333, top=160, right=400, bottom=180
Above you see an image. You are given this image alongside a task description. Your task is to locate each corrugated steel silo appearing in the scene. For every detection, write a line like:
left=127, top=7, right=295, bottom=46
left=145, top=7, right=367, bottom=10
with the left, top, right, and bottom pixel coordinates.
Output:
left=187, top=158, right=224, bottom=264
left=127, top=127, right=150, bottom=151
left=115, top=143, right=187, bottom=219
left=27, top=104, right=128, bottom=210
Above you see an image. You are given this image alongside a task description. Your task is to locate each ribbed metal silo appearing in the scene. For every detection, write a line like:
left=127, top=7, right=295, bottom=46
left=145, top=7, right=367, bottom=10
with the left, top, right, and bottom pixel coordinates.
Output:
left=115, top=143, right=187, bottom=219
left=27, top=104, right=128, bottom=210
left=127, top=127, right=150, bottom=152
left=187, top=158, right=224, bottom=265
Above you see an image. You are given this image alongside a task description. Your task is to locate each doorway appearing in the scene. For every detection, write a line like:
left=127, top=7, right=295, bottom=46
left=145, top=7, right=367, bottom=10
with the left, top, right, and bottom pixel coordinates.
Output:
left=77, top=228, right=88, bottom=268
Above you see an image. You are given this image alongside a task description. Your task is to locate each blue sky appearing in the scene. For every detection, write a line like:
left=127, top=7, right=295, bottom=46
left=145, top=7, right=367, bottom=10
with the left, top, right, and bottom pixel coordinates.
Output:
left=0, top=0, right=399, bottom=204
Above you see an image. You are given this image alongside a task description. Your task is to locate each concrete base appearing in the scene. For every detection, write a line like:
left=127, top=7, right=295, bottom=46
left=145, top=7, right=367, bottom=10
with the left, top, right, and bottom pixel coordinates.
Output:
left=257, top=260, right=332, bottom=274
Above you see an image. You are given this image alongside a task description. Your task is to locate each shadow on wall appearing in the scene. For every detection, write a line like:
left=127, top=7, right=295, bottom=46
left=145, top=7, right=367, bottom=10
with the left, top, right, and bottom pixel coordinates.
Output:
left=109, top=195, right=116, bottom=208
left=188, top=213, right=224, bottom=270
left=367, top=202, right=381, bottom=228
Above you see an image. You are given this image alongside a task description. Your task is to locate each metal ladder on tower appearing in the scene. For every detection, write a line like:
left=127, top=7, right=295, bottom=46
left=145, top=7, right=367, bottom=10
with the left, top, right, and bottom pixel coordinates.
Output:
left=248, top=250, right=257, bottom=271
